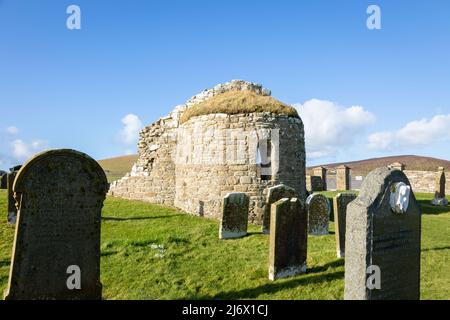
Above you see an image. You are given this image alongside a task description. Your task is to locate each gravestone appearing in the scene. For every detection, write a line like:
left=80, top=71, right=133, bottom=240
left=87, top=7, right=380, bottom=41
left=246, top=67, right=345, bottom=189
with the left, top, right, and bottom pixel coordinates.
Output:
left=309, top=176, right=323, bottom=192
left=313, top=166, right=327, bottom=191
left=7, top=171, right=18, bottom=224
left=4, top=149, right=108, bottom=300
left=306, top=193, right=330, bottom=235
left=0, top=171, right=7, bottom=189
left=333, top=193, right=357, bottom=258
left=431, top=167, right=448, bottom=206
left=344, top=167, right=421, bottom=300
left=269, top=198, right=307, bottom=280
left=219, top=192, right=249, bottom=239
left=262, top=184, right=297, bottom=234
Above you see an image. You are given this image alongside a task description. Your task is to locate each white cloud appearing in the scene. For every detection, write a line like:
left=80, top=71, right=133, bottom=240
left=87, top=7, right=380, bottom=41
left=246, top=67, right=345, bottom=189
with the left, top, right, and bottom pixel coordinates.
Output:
left=119, top=114, right=142, bottom=145
left=6, top=126, right=19, bottom=134
left=11, top=139, right=48, bottom=161
left=294, top=99, right=376, bottom=160
left=367, top=131, right=395, bottom=151
left=368, top=114, right=450, bottom=151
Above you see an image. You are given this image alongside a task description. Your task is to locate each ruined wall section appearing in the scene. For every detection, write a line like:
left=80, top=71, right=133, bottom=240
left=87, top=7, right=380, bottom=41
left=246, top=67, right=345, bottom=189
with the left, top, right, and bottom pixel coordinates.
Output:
left=108, top=107, right=184, bottom=205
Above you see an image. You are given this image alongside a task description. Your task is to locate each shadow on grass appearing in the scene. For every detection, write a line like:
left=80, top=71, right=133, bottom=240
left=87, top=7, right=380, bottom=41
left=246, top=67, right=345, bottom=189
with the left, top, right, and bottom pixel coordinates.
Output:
left=417, top=200, right=450, bottom=215
left=0, top=259, right=10, bottom=267
left=422, top=246, right=450, bottom=252
left=102, top=214, right=185, bottom=221
left=101, top=251, right=119, bottom=257
left=307, top=259, right=344, bottom=273
left=198, top=270, right=344, bottom=300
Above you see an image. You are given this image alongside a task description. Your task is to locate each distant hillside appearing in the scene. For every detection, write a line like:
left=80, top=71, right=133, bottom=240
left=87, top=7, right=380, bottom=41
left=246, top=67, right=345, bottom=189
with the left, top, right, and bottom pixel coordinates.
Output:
left=308, top=155, right=450, bottom=175
left=98, top=154, right=138, bottom=182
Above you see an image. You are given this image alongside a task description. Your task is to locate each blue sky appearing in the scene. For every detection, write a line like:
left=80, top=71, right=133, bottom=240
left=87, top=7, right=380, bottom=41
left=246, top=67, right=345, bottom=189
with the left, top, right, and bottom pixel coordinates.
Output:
left=0, top=0, right=449, bottom=170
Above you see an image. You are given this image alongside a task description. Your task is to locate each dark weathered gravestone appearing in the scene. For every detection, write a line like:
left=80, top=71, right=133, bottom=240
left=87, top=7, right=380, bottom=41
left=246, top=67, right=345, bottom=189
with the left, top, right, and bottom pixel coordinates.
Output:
left=4, top=149, right=108, bottom=300
left=309, top=176, right=323, bottom=192
left=0, top=171, right=7, bottom=189
left=306, top=193, right=330, bottom=235
left=269, top=198, right=307, bottom=280
left=262, top=184, right=298, bottom=234
left=333, top=193, right=357, bottom=258
left=219, top=192, right=249, bottom=239
left=431, top=167, right=448, bottom=206
left=344, top=167, right=421, bottom=300
left=7, top=171, right=18, bottom=224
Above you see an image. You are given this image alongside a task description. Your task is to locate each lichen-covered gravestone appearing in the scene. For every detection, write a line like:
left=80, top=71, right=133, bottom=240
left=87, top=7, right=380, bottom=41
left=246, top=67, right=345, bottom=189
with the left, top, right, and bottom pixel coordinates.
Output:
left=4, top=149, right=108, bottom=300
left=269, top=198, right=307, bottom=280
left=333, top=193, right=357, bottom=258
left=344, top=167, right=421, bottom=300
left=219, top=192, right=249, bottom=239
left=0, top=172, right=7, bottom=189
left=262, top=184, right=298, bottom=234
left=306, top=193, right=330, bottom=235
left=7, top=171, right=18, bottom=224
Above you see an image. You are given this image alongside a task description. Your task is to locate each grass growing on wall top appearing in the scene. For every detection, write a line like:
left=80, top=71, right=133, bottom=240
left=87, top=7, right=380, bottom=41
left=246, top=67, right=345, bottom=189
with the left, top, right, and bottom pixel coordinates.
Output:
left=0, top=190, right=449, bottom=299
left=180, top=90, right=299, bottom=124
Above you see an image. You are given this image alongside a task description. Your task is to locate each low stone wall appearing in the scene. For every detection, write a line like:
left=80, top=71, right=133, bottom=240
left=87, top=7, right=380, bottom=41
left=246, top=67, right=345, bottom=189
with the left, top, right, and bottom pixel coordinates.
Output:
left=404, top=170, right=450, bottom=195
left=306, top=168, right=449, bottom=195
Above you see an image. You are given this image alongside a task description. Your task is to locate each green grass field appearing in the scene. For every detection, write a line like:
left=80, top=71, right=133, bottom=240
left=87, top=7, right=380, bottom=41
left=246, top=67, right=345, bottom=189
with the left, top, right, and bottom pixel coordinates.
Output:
left=1, top=190, right=449, bottom=300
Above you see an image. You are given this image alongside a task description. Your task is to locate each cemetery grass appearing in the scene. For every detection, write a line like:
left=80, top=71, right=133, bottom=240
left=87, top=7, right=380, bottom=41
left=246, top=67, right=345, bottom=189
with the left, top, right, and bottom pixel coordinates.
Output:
left=0, top=190, right=449, bottom=300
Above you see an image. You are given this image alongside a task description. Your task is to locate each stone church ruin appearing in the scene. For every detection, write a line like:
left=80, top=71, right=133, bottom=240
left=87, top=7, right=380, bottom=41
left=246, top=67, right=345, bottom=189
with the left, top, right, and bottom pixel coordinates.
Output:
left=109, top=80, right=307, bottom=223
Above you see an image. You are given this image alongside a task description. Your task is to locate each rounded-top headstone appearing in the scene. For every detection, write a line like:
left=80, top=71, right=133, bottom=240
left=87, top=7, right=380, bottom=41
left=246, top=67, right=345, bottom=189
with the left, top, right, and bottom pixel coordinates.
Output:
left=4, top=149, right=108, bottom=300
left=306, top=193, right=330, bottom=235
left=262, top=184, right=298, bottom=234
left=344, top=167, right=421, bottom=300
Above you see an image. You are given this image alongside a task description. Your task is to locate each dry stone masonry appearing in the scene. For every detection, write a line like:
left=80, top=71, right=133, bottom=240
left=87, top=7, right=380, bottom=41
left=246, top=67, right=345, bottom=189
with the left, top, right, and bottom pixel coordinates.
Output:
left=333, top=193, right=357, bottom=258
left=4, top=149, right=108, bottom=300
left=109, top=80, right=307, bottom=224
left=262, top=184, right=298, bottom=234
left=306, top=193, right=331, bottom=235
left=336, top=165, right=350, bottom=190
left=344, top=167, right=421, bottom=300
left=269, top=198, right=307, bottom=281
left=219, top=192, right=249, bottom=239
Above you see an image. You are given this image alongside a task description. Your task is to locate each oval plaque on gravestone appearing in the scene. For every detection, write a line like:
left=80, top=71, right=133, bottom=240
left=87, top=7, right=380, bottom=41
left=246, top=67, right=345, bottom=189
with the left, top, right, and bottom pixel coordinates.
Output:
left=306, top=193, right=331, bottom=235
left=4, top=149, right=108, bottom=300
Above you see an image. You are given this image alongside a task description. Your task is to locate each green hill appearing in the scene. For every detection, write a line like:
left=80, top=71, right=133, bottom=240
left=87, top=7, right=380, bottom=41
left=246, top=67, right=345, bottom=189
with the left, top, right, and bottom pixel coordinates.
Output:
left=98, top=154, right=138, bottom=182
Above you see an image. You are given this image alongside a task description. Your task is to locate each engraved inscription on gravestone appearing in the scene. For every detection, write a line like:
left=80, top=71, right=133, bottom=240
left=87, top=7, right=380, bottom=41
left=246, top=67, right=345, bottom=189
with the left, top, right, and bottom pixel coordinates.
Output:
left=306, top=193, right=330, bottom=235
left=4, top=149, right=108, bottom=300
left=344, top=167, right=421, bottom=300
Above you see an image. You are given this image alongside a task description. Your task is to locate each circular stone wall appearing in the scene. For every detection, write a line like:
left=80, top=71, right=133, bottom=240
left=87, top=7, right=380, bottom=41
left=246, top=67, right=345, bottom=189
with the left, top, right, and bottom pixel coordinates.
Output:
left=174, top=112, right=306, bottom=223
